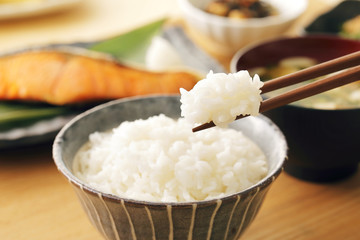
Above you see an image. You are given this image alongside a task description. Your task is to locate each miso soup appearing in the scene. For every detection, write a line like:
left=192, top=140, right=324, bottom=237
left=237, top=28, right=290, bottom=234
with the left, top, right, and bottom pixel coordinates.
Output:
left=250, top=57, right=360, bottom=110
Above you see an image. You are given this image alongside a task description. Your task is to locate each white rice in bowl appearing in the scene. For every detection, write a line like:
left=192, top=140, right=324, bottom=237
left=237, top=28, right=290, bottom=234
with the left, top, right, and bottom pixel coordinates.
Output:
left=180, top=70, right=263, bottom=127
left=73, top=114, right=268, bottom=203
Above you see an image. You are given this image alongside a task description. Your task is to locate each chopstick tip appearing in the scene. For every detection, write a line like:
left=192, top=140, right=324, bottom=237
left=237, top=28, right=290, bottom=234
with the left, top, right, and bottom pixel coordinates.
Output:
left=192, top=121, right=216, bottom=132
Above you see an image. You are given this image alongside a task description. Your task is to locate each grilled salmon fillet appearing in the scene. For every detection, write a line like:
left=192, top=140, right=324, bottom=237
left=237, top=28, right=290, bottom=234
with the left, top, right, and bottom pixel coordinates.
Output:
left=0, top=50, right=200, bottom=105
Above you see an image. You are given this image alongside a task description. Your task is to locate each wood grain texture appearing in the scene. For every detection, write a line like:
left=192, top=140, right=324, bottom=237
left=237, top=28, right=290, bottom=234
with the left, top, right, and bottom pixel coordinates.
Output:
left=1, top=144, right=359, bottom=240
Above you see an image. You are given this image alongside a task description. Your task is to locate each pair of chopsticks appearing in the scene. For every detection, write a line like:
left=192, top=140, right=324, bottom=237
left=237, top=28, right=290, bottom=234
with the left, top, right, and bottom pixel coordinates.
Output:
left=193, top=51, right=360, bottom=132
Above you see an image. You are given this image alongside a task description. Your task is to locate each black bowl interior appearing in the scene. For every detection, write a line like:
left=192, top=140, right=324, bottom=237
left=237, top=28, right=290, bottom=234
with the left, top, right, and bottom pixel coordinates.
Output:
left=235, top=35, right=360, bottom=71
left=305, top=0, right=360, bottom=35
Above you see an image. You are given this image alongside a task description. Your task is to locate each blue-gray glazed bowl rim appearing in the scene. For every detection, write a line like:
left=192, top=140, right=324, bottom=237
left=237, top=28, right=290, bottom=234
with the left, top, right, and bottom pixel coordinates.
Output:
left=53, top=94, right=287, bottom=207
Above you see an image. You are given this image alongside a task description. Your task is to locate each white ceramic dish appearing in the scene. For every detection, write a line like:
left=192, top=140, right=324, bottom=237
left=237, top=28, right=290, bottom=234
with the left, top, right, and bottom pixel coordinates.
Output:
left=0, top=0, right=83, bottom=20
left=178, top=0, right=308, bottom=54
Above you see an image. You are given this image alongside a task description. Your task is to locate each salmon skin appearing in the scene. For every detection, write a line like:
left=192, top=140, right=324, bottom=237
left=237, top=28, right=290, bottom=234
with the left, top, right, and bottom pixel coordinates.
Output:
left=0, top=48, right=200, bottom=105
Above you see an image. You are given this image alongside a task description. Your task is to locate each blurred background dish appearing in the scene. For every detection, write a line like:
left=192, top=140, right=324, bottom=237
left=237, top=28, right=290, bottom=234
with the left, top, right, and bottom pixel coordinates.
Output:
left=178, top=0, right=308, bottom=55
left=0, top=0, right=83, bottom=20
left=305, top=0, right=360, bottom=40
left=231, top=35, right=360, bottom=182
left=0, top=108, right=77, bottom=149
left=0, top=25, right=224, bottom=150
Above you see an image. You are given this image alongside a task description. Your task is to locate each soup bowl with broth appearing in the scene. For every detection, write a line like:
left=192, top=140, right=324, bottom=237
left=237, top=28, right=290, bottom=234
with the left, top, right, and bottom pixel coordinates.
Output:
left=53, top=95, right=287, bottom=240
left=231, top=35, right=360, bottom=182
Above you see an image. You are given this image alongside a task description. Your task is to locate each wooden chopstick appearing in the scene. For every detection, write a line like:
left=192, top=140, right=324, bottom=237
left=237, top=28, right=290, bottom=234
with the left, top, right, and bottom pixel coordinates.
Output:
left=192, top=51, right=360, bottom=132
left=260, top=65, right=360, bottom=112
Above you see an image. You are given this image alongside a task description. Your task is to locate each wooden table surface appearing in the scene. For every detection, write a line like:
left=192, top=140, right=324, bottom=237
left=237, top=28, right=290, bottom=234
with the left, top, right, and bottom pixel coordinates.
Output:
left=1, top=0, right=359, bottom=240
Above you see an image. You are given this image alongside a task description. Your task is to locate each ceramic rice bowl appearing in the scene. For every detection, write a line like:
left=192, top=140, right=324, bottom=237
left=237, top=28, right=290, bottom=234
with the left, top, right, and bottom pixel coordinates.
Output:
left=53, top=95, right=287, bottom=240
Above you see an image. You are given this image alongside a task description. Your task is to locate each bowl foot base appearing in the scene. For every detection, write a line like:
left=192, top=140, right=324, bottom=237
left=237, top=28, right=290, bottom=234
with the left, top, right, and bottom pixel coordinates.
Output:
left=284, top=163, right=359, bottom=182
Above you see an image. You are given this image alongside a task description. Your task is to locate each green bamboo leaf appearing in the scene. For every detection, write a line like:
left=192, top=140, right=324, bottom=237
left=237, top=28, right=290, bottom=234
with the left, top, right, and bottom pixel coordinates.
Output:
left=89, top=18, right=166, bottom=63
left=0, top=103, right=71, bottom=131
left=0, top=106, right=67, bottom=122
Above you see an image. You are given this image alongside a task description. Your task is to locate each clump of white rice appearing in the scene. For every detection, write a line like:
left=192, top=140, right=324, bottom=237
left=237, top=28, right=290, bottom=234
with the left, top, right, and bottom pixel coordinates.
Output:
left=73, top=114, right=268, bottom=203
left=145, top=36, right=184, bottom=71
left=180, top=70, right=263, bottom=127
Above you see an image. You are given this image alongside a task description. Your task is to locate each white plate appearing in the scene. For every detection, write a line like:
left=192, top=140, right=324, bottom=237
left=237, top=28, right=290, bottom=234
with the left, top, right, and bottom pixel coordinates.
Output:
left=0, top=0, right=83, bottom=20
